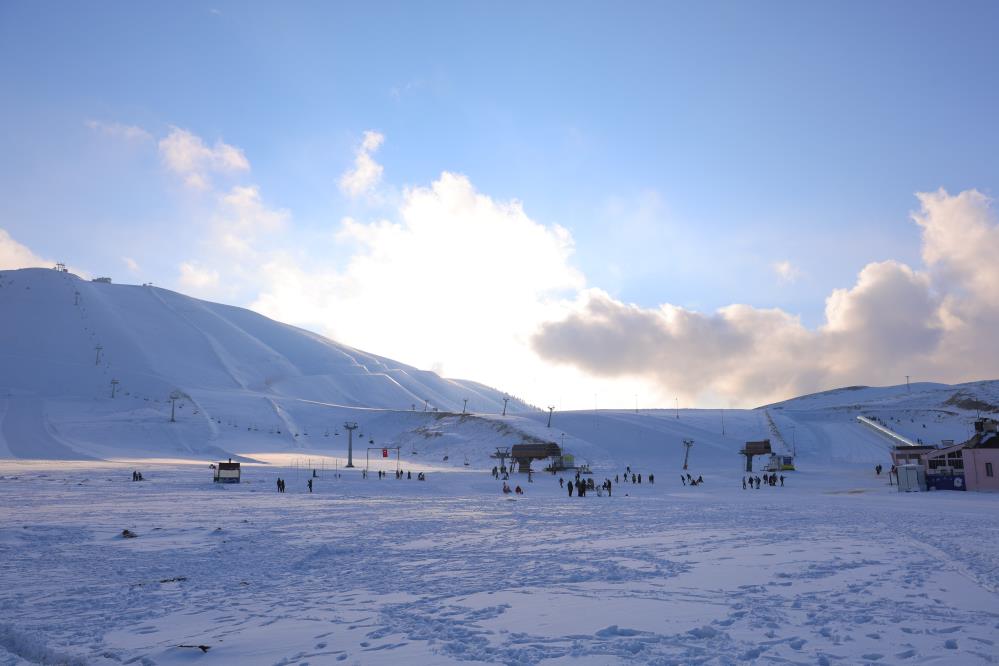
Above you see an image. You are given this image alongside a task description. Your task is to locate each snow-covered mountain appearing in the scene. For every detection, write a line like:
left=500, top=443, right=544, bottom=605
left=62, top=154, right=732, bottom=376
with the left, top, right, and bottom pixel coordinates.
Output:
left=2, top=266, right=997, bottom=466
left=0, top=267, right=532, bottom=459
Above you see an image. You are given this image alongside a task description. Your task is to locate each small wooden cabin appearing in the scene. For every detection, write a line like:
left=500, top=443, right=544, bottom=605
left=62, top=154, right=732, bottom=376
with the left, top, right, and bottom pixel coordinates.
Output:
left=511, top=442, right=561, bottom=473
left=213, top=459, right=241, bottom=484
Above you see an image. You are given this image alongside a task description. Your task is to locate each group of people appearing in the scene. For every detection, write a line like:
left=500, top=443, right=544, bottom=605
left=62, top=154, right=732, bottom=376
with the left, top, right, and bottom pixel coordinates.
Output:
left=363, top=469, right=425, bottom=480
left=491, top=466, right=510, bottom=481
left=681, top=473, right=703, bottom=486
left=502, top=481, right=524, bottom=495
left=743, top=473, right=783, bottom=489
left=275, top=477, right=286, bottom=492
left=616, top=465, right=653, bottom=486
left=130, top=471, right=144, bottom=482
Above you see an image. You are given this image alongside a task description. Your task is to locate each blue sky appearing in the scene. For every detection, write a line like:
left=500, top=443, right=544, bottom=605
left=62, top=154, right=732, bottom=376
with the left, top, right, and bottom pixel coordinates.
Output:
left=3, top=1, right=999, bottom=407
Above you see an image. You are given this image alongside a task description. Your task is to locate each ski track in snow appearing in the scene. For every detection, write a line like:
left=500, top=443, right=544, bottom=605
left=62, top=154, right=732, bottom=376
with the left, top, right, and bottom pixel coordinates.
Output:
left=2, top=468, right=998, bottom=665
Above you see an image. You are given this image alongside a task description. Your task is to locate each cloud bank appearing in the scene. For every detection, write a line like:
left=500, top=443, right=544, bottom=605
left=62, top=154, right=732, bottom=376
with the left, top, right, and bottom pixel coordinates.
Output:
left=532, top=189, right=999, bottom=406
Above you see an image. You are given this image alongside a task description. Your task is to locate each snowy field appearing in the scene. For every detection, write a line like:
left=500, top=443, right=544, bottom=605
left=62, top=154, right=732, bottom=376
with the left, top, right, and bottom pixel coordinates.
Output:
left=2, top=460, right=998, bottom=665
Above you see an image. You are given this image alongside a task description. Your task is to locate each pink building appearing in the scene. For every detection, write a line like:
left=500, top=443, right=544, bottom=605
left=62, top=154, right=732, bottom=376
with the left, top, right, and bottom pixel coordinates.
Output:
left=962, top=420, right=999, bottom=492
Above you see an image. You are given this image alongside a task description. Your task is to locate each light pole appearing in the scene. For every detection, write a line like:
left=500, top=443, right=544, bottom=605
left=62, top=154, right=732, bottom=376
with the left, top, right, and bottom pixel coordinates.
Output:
left=682, top=438, right=694, bottom=470
left=502, top=396, right=509, bottom=416
left=344, top=422, right=358, bottom=468
left=462, top=398, right=468, bottom=415
left=547, top=406, right=555, bottom=428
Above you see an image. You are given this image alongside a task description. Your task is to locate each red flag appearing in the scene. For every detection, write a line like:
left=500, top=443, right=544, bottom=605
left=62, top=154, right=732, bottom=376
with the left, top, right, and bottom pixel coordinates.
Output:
left=382, top=448, right=388, bottom=458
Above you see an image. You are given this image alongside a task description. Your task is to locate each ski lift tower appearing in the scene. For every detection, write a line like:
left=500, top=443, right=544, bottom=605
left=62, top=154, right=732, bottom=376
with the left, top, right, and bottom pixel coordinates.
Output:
left=490, top=447, right=511, bottom=474
left=682, top=438, right=694, bottom=470
left=343, top=422, right=358, bottom=468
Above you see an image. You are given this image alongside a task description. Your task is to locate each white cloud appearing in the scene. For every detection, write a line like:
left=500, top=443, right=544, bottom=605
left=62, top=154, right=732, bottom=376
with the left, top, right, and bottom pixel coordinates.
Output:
left=532, top=189, right=999, bottom=406
left=0, top=228, right=52, bottom=270
left=122, top=257, right=141, bottom=273
left=338, top=130, right=385, bottom=198
left=158, top=126, right=249, bottom=190
left=251, top=171, right=585, bottom=400
left=86, top=120, right=152, bottom=142
left=773, top=259, right=802, bottom=284
left=178, top=261, right=221, bottom=290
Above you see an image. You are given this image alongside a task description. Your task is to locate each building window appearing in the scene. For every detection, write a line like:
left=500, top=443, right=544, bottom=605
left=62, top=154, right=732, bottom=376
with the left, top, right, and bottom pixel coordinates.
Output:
left=987, top=462, right=994, bottom=478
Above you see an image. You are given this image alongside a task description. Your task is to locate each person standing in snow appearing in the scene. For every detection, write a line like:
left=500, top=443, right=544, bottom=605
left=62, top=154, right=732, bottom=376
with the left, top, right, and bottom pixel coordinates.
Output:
left=606, top=479, right=612, bottom=497
left=615, top=474, right=619, bottom=484
left=568, top=482, right=573, bottom=497
left=649, top=473, right=654, bottom=484
left=559, top=477, right=564, bottom=488
left=779, top=475, right=784, bottom=487
left=307, top=479, right=313, bottom=493
left=637, top=474, right=642, bottom=484
left=742, top=477, right=747, bottom=490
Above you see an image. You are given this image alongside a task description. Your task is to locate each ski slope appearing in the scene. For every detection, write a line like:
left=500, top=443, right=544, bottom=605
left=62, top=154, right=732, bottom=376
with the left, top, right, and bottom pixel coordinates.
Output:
left=2, top=267, right=997, bottom=473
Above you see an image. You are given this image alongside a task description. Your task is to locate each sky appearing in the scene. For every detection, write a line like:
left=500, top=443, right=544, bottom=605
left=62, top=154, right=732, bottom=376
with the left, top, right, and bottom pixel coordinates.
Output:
left=2, top=1, right=999, bottom=409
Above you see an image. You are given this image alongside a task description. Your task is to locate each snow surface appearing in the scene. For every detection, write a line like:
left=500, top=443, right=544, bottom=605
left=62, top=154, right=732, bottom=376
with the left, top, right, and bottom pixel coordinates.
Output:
left=3, top=267, right=999, bottom=664
left=2, top=461, right=998, bottom=665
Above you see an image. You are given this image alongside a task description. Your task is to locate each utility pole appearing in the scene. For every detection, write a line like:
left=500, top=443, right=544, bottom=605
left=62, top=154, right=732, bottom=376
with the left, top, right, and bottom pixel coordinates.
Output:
left=547, top=406, right=555, bottom=428
left=462, top=398, right=468, bottom=415
left=502, top=396, right=509, bottom=416
left=169, top=390, right=181, bottom=422
left=110, top=379, right=119, bottom=398
left=344, top=422, right=358, bottom=468
left=682, top=438, right=694, bottom=470
left=95, top=344, right=103, bottom=366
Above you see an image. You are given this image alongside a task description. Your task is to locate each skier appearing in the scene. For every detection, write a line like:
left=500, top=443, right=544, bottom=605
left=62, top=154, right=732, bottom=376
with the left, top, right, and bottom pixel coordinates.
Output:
left=307, top=479, right=313, bottom=493
left=407, top=470, right=411, bottom=479
left=697, top=475, right=703, bottom=484
left=632, top=473, right=636, bottom=484
left=559, top=477, right=564, bottom=488
left=742, top=477, right=747, bottom=490
left=649, top=473, right=654, bottom=485
left=606, top=479, right=612, bottom=497
left=276, top=478, right=281, bottom=492
left=638, top=474, right=642, bottom=484
left=615, top=474, right=619, bottom=484
left=568, top=482, right=573, bottom=497
left=681, top=475, right=686, bottom=486
left=779, top=475, right=785, bottom=487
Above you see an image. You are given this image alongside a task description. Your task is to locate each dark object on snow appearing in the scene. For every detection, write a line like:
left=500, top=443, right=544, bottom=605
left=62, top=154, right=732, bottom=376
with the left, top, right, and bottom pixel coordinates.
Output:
left=178, top=644, right=211, bottom=653
left=214, top=459, right=240, bottom=483
left=121, top=529, right=138, bottom=538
